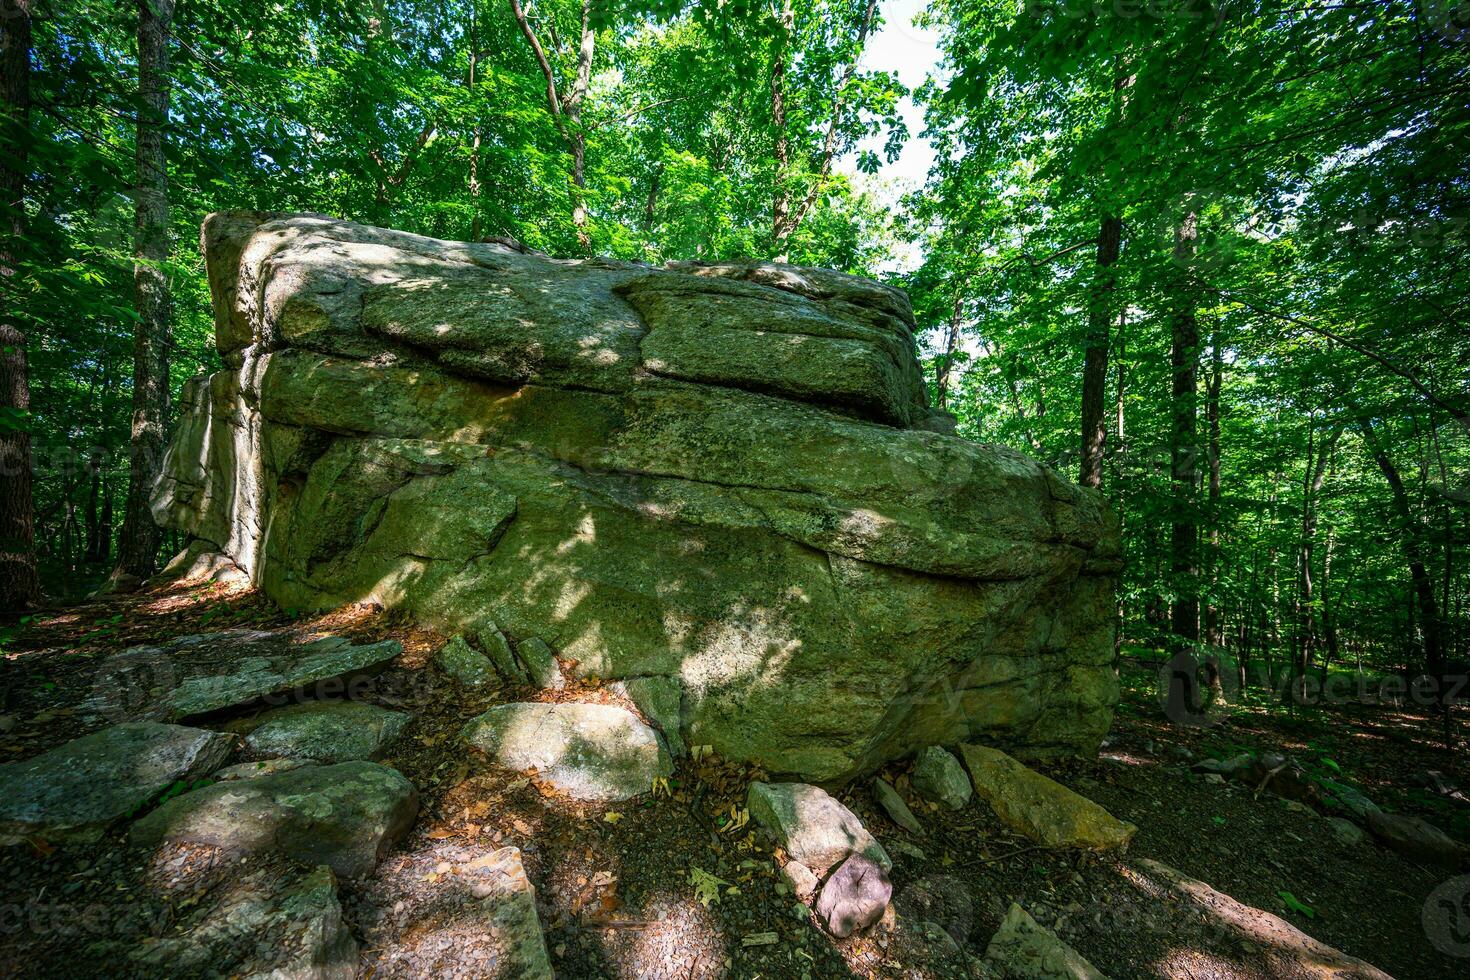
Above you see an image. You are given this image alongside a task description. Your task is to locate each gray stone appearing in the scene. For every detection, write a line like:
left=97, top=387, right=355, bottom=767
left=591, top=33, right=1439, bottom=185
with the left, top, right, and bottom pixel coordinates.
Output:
left=872, top=777, right=922, bottom=834
left=87, top=630, right=401, bottom=723
left=434, top=634, right=497, bottom=688
left=984, top=903, right=1107, bottom=979
left=130, top=761, right=418, bottom=878
left=462, top=702, right=672, bottom=801
left=462, top=846, right=555, bottom=978
left=747, top=781, right=890, bottom=875
left=913, top=746, right=973, bottom=810
left=480, top=628, right=528, bottom=685
left=1192, top=753, right=1252, bottom=777
left=236, top=700, right=409, bottom=763
left=1319, top=778, right=1381, bottom=819
left=616, top=675, right=685, bottom=757
left=128, top=863, right=357, bottom=980
left=1326, top=816, right=1365, bottom=847
left=151, top=212, right=1121, bottom=783
left=1364, top=809, right=1469, bottom=866
left=817, top=852, right=893, bottom=938
left=0, top=722, right=233, bottom=845
left=515, top=637, right=565, bottom=690
left=781, top=860, right=819, bottom=902
left=214, top=757, right=311, bottom=781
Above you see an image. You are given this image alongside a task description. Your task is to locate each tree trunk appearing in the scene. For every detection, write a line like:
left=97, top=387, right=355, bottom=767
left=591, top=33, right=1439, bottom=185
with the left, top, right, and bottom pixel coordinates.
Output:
left=934, top=292, right=963, bottom=410
left=467, top=5, right=482, bottom=241
left=1204, top=329, right=1223, bottom=646
left=769, top=0, right=793, bottom=256
left=115, top=0, right=174, bottom=582
left=0, top=0, right=38, bottom=613
left=1358, top=415, right=1449, bottom=740
left=1079, top=215, right=1121, bottom=488
left=1170, top=208, right=1200, bottom=652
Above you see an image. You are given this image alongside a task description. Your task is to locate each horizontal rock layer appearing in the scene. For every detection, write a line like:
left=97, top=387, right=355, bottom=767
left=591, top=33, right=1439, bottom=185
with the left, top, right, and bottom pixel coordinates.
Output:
left=154, top=212, right=1121, bottom=782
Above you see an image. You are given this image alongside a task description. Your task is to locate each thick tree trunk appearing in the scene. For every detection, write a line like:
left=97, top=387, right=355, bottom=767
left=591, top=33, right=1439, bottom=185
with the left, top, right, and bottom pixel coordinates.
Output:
left=0, top=0, right=38, bottom=613
left=1079, top=215, right=1121, bottom=488
left=1169, top=209, right=1201, bottom=653
left=115, top=0, right=174, bottom=581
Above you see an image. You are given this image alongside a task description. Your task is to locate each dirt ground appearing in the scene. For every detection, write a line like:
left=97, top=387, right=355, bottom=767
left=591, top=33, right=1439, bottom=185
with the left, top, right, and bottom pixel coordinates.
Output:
left=2, top=577, right=1467, bottom=978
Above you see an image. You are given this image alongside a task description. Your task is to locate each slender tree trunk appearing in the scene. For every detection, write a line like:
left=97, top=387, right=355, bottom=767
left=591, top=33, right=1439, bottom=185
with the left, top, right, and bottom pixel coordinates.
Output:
left=934, top=292, right=963, bottom=409
left=1170, top=208, right=1201, bottom=652
left=115, top=0, right=174, bottom=582
left=567, top=0, right=593, bottom=249
left=1079, top=215, right=1122, bottom=488
left=1204, top=329, right=1223, bottom=645
left=770, top=0, right=792, bottom=256
left=467, top=5, right=482, bottom=241
left=84, top=446, right=101, bottom=563
left=1359, top=415, right=1449, bottom=740
left=0, top=0, right=37, bottom=613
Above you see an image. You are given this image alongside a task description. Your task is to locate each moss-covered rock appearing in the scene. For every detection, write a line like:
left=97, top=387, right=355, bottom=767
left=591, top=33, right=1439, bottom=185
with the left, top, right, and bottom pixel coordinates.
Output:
left=153, top=212, right=1121, bottom=783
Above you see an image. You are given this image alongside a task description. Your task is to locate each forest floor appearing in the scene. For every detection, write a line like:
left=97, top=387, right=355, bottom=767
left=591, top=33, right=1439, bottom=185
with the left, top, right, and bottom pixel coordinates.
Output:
left=1, top=575, right=1468, bottom=979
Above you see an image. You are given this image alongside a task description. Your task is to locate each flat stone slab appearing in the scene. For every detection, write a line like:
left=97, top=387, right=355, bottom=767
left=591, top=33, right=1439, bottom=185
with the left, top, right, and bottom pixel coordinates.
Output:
left=959, top=744, right=1136, bottom=852
left=355, top=842, right=553, bottom=979
left=462, top=702, right=672, bottom=801
left=128, top=863, right=357, bottom=979
left=130, top=760, right=418, bottom=878
left=747, top=781, right=891, bottom=876
left=1123, top=859, right=1393, bottom=979
left=87, top=630, right=401, bottom=722
left=0, top=722, right=233, bottom=845
left=984, top=902, right=1107, bottom=979
left=234, top=700, right=409, bottom=763
left=1364, top=808, right=1469, bottom=866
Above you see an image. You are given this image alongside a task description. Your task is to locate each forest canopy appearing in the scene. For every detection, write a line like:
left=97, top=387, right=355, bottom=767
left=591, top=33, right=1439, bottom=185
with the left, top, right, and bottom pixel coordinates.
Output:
left=1, top=0, right=1467, bottom=703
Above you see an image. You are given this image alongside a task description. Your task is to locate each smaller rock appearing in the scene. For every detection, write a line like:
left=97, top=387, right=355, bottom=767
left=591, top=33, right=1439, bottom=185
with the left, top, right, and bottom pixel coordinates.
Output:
left=130, top=761, right=418, bottom=878
left=781, top=860, right=819, bottom=902
left=462, top=702, right=672, bottom=801
left=817, top=852, right=892, bottom=938
left=1326, top=816, right=1365, bottom=847
left=747, top=782, right=891, bottom=875
left=1192, top=753, right=1252, bottom=778
left=128, top=863, right=357, bottom=979
left=461, top=846, right=555, bottom=978
left=1364, top=809, right=1469, bottom=866
left=1201, top=773, right=1225, bottom=785
left=237, top=700, right=409, bottom=763
left=615, top=676, right=685, bottom=757
left=435, top=635, right=497, bottom=688
left=1319, top=778, right=1380, bottom=819
left=213, top=757, right=311, bottom=781
left=959, top=744, right=1136, bottom=852
left=479, top=627, right=528, bottom=684
left=873, top=777, right=922, bottom=834
left=515, top=638, right=566, bottom=690
left=913, top=747, right=973, bottom=810
left=0, top=722, right=234, bottom=845
left=984, top=903, right=1106, bottom=979
left=1282, top=800, right=1311, bottom=815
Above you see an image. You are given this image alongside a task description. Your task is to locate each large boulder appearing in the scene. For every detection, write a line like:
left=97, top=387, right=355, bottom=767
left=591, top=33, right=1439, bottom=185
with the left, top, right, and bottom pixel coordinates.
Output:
left=152, top=212, right=1121, bottom=782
